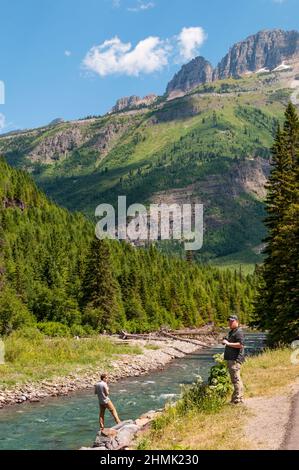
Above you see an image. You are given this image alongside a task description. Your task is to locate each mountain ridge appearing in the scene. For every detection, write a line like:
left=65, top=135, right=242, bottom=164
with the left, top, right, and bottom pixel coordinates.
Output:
left=166, top=29, right=299, bottom=97
left=1, top=28, right=299, bottom=264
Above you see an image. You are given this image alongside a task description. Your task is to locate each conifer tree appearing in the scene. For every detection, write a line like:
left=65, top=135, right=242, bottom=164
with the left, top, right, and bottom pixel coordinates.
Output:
left=82, top=238, right=125, bottom=333
left=254, top=104, right=299, bottom=344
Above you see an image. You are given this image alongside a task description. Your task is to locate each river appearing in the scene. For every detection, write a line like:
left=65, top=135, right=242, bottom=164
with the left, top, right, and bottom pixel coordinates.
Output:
left=0, top=332, right=266, bottom=450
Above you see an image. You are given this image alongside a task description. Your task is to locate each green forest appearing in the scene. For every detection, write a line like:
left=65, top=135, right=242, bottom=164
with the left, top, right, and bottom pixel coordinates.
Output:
left=0, top=158, right=256, bottom=336
left=0, top=104, right=298, bottom=344
left=254, top=104, right=299, bottom=345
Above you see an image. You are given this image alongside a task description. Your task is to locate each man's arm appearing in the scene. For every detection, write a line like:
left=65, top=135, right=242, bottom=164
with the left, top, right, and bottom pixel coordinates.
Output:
left=223, top=329, right=244, bottom=349
left=222, top=340, right=243, bottom=349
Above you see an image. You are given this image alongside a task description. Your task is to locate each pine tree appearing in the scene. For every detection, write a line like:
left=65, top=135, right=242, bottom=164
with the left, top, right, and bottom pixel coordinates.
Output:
left=82, top=238, right=125, bottom=333
left=254, top=104, right=299, bottom=344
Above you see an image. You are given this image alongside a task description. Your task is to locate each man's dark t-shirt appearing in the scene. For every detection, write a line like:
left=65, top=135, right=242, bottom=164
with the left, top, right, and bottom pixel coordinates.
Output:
left=224, top=327, right=245, bottom=363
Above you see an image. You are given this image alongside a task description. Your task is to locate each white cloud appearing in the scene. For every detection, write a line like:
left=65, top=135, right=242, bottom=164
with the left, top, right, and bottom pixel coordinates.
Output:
left=83, top=26, right=206, bottom=77
left=83, top=35, right=170, bottom=76
left=127, top=1, right=155, bottom=12
left=0, top=113, right=6, bottom=131
left=64, top=50, right=72, bottom=57
left=178, top=27, right=206, bottom=61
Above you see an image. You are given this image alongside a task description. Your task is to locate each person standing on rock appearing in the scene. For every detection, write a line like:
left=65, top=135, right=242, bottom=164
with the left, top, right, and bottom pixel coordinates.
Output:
left=95, top=373, right=121, bottom=430
left=222, top=315, right=245, bottom=404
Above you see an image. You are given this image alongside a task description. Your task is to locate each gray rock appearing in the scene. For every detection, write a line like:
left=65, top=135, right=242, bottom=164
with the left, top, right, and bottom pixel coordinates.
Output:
left=93, top=432, right=112, bottom=448
left=112, top=420, right=134, bottom=430
left=114, top=424, right=139, bottom=449
left=165, top=29, right=299, bottom=97
left=166, top=56, right=213, bottom=96
left=110, top=95, right=157, bottom=113
left=214, top=29, right=299, bottom=80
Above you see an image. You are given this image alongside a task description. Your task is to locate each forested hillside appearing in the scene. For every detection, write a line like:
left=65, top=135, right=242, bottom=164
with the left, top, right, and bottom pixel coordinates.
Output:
left=0, top=159, right=256, bottom=335
left=0, top=71, right=293, bottom=264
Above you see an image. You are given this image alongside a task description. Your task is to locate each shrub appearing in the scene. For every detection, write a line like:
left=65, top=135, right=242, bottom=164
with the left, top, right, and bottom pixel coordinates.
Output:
left=12, top=326, right=44, bottom=341
left=37, top=322, right=71, bottom=337
left=177, top=353, right=231, bottom=413
left=0, top=286, right=35, bottom=335
left=70, top=324, right=92, bottom=337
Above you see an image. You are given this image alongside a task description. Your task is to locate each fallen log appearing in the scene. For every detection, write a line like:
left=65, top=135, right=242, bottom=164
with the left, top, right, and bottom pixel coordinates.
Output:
left=120, top=331, right=170, bottom=342
left=168, top=330, right=217, bottom=337
left=160, top=330, right=213, bottom=347
left=119, top=330, right=218, bottom=348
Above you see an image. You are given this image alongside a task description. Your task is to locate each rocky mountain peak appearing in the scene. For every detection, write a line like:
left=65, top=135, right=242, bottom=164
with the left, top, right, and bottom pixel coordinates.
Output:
left=110, top=94, right=157, bottom=113
left=166, top=56, right=213, bottom=98
left=214, top=29, right=299, bottom=80
left=165, top=29, right=299, bottom=97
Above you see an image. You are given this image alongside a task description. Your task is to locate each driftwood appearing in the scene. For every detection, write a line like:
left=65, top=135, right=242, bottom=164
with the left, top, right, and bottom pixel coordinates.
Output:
left=170, top=330, right=217, bottom=337
left=160, top=330, right=211, bottom=347
left=120, top=330, right=214, bottom=348
left=120, top=331, right=169, bottom=342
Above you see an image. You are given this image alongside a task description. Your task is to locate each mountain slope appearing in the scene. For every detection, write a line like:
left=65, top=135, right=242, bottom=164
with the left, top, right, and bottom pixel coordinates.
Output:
left=1, top=29, right=299, bottom=263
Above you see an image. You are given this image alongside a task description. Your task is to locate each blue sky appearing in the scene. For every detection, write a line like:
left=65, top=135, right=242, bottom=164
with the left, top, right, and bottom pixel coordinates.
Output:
left=0, top=0, right=298, bottom=133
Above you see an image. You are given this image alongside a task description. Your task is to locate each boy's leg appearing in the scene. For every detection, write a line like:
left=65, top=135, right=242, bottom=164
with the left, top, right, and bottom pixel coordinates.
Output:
left=107, top=400, right=121, bottom=424
left=99, top=405, right=106, bottom=430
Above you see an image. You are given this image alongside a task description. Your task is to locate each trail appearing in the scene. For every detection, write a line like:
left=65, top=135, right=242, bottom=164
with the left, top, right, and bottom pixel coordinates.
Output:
left=244, top=378, right=299, bottom=450
left=282, top=391, right=299, bottom=450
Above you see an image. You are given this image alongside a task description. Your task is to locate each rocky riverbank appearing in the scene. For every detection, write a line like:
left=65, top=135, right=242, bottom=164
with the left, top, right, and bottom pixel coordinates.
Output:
left=0, top=332, right=220, bottom=409
left=81, top=410, right=162, bottom=451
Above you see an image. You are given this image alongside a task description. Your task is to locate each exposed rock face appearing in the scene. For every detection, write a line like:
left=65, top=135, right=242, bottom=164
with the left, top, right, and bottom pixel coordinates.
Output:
left=150, top=158, right=270, bottom=231
left=166, top=56, right=213, bottom=98
left=91, top=119, right=133, bottom=156
left=214, top=29, right=299, bottom=80
left=165, top=29, right=299, bottom=97
left=28, top=127, right=86, bottom=164
left=110, top=94, right=157, bottom=113
left=151, top=158, right=270, bottom=205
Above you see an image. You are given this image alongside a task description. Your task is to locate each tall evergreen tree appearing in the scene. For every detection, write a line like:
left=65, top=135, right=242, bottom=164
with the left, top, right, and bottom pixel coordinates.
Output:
left=82, top=239, right=125, bottom=333
left=254, top=104, right=299, bottom=344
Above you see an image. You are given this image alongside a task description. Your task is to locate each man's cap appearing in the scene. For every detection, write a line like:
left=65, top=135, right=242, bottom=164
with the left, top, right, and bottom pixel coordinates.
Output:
left=228, top=315, right=239, bottom=321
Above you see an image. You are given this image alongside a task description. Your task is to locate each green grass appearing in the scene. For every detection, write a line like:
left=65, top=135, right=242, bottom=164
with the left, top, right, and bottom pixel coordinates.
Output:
left=144, top=344, right=160, bottom=350
left=0, top=330, right=142, bottom=389
left=135, top=347, right=299, bottom=450
left=210, top=248, right=264, bottom=274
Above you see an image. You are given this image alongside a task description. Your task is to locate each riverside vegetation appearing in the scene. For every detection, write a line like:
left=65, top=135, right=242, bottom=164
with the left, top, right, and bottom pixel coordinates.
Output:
left=135, top=347, right=299, bottom=450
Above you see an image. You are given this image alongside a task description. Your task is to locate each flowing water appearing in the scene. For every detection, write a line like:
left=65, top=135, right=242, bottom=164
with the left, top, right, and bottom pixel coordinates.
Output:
left=0, top=332, right=266, bottom=450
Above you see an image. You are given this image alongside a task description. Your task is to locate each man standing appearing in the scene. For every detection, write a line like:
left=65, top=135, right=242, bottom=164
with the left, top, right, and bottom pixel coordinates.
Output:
left=223, top=315, right=245, bottom=404
left=95, top=373, right=121, bottom=430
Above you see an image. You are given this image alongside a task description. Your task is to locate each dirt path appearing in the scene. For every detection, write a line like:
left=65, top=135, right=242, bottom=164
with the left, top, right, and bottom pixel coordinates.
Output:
left=282, top=391, right=299, bottom=450
left=244, top=379, right=299, bottom=450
